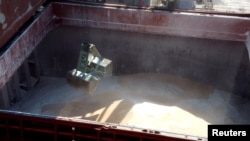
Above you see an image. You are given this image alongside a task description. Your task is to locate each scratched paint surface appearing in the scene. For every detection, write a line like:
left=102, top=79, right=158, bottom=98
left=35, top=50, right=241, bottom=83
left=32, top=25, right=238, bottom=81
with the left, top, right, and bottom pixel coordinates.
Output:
left=0, top=0, right=45, bottom=48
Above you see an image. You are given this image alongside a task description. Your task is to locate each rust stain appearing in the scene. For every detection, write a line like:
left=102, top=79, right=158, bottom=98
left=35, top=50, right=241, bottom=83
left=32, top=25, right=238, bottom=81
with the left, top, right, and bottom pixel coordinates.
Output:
left=140, top=12, right=169, bottom=26
left=110, top=9, right=139, bottom=24
left=85, top=7, right=109, bottom=22
left=232, top=20, right=250, bottom=33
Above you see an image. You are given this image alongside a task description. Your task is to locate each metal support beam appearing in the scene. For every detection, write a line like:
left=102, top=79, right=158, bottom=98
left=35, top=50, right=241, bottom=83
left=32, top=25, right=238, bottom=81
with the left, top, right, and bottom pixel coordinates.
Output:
left=245, top=32, right=250, bottom=62
left=11, top=72, right=22, bottom=101
left=19, top=60, right=33, bottom=90
left=0, top=85, right=10, bottom=109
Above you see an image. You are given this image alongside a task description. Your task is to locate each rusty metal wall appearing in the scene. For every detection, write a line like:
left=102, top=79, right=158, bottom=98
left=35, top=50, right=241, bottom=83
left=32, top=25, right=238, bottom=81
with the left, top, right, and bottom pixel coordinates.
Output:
left=0, top=0, right=46, bottom=48
left=1, top=1, right=250, bottom=109
left=0, top=3, right=54, bottom=109
left=52, top=2, right=250, bottom=42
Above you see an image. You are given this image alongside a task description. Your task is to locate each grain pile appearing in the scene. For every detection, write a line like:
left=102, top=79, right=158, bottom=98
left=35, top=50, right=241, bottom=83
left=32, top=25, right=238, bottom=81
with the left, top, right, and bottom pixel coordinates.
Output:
left=11, top=73, right=249, bottom=137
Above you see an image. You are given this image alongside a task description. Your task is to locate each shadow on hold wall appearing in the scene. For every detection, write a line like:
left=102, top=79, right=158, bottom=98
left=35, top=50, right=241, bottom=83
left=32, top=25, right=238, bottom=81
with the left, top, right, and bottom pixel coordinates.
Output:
left=232, top=46, right=250, bottom=99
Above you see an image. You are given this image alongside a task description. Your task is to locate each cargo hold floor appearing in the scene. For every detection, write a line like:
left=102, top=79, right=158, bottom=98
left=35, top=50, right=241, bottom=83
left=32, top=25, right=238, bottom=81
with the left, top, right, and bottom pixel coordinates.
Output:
left=11, top=73, right=250, bottom=138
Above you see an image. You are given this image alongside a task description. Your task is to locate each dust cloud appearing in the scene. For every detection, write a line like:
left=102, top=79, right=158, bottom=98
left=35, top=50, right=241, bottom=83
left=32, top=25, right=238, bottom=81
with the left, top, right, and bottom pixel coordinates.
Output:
left=11, top=73, right=250, bottom=137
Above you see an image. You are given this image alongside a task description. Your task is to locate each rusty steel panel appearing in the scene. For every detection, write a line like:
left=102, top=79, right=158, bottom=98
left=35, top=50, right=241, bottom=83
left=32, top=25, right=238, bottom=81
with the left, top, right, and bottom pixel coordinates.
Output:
left=53, top=2, right=250, bottom=41
left=0, top=5, right=54, bottom=90
left=0, top=0, right=46, bottom=48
